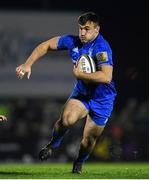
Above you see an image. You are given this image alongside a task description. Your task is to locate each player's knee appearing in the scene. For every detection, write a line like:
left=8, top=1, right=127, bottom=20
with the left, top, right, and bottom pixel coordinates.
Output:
left=82, top=135, right=97, bottom=147
left=82, top=136, right=93, bottom=147
left=61, top=112, right=77, bottom=127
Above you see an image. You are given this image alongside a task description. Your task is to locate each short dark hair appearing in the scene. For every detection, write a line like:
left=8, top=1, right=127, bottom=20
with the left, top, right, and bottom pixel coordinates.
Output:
left=78, top=12, right=100, bottom=26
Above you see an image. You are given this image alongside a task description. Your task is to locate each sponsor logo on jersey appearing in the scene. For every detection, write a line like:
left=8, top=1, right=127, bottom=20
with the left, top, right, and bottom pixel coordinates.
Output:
left=96, top=51, right=108, bottom=62
left=72, top=47, right=79, bottom=53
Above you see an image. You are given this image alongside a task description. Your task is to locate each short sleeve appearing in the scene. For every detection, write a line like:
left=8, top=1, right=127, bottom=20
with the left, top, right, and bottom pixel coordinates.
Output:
left=57, top=35, right=74, bottom=50
left=95, top=43, right=113, bottom=66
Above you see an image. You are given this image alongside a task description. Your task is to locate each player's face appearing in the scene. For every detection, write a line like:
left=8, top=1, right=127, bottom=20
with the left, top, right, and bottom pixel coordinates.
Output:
left=78, top=21, right=99, bottom=43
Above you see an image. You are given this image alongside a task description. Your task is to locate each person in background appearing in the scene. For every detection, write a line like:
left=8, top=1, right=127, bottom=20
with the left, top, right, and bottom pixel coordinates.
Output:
left=0, top=115, right=7, bottom=121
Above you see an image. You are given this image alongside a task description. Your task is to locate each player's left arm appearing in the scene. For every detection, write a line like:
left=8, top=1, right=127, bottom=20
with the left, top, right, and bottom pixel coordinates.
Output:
left=73, top=64, right=113, bottom=84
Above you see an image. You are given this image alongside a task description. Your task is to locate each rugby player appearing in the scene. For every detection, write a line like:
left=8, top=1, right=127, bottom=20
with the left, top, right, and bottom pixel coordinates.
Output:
left=16, top=12, right=117, bottom=173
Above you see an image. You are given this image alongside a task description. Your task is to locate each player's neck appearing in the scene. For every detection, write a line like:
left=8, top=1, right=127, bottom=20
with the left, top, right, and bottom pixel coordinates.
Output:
left=92, top=33, right=99, bottom=42
left=85, top=33, right=99, bottom=44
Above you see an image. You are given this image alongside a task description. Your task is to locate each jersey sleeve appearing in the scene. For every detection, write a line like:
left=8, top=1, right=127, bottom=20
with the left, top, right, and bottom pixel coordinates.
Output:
left=95, top=43, right=113, bottom=66
left=57, top=35, right=74, bottom=50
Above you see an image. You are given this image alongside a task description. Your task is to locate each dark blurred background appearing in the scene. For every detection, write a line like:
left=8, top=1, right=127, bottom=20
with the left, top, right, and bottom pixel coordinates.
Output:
left=0, top=0, right=148, bottom=163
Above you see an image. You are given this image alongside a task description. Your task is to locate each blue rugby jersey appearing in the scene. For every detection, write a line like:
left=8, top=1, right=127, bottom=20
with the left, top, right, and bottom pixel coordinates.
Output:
left=57, top=34, right=117, bottom=102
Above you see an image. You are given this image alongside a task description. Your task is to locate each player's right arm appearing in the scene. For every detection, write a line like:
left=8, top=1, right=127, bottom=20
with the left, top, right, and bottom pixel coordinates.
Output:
left=16, top=36, right=60, bottom=79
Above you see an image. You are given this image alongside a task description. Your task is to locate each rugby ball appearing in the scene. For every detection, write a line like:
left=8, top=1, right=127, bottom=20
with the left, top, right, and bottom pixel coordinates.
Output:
left=77, top=54, right=96, bottom=73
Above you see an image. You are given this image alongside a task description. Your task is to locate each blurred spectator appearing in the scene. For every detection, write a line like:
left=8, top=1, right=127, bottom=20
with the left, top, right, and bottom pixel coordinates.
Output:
left=0, top=115, right=7, bottom=121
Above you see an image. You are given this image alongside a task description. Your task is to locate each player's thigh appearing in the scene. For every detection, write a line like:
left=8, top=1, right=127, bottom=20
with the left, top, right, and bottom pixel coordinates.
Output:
left=83, top=115, right=105, bottom=141
left=61, top=98, right=89, bottom=125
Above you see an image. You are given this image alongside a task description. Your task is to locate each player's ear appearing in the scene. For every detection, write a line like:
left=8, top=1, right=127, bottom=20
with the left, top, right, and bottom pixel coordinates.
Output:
left=96, top=25, right=100, bottom=33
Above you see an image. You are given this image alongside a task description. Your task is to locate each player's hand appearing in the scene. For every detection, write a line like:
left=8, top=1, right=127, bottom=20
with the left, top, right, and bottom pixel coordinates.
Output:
left=73, top=63, right=88, bottom=84
left=73, top=63, right=83, bottom=78
left=16, top=64, right=31, bottom=79
left=0, top=115, right=7, bottom=121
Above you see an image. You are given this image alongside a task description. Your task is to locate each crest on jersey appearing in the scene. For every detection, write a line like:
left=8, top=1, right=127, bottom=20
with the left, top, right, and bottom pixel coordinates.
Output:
left=96, top=51, right=108, bottom=62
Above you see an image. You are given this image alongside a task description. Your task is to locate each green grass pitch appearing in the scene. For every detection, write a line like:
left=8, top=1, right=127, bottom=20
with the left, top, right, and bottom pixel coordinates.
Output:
left=0, top=162, right=149, bottom=179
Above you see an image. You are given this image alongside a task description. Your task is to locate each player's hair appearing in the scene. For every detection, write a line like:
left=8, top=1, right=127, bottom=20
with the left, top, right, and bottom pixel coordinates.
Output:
left=78, top=12, right=100, bottom=26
